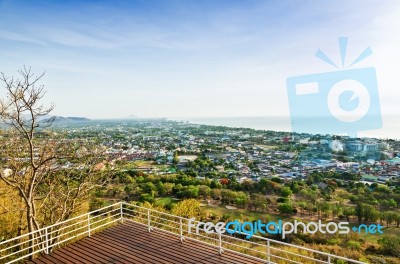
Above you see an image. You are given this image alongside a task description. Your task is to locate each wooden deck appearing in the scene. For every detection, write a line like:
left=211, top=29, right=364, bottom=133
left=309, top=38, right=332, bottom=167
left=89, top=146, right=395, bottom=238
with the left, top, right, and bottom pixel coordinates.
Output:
left=26, top=221, right=262, bottom=264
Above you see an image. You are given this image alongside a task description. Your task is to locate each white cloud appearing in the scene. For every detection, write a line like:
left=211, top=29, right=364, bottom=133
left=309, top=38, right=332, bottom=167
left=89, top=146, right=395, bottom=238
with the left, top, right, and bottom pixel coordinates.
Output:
left=0, top=29, right=45, bottom=45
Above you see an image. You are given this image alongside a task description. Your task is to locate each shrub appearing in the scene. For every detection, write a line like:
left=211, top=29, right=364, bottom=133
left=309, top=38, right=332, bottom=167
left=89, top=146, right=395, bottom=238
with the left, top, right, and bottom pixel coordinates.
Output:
left=278, top=203, right=293, bottom=215
left=277, top=197, right=288, bottom=203
left=139, top=193, right=155, bottom=203
left=366, top=255, right=388, bottom=264
left=346, top=240, right=361, bottom=250
left=327, top=238, right=341, bottom=246
left=378, top=236, right=400, bottom=257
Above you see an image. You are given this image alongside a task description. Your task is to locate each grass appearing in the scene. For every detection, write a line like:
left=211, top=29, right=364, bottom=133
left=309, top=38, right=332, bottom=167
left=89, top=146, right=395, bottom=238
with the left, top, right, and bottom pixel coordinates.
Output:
left=133, top=160, right=155, bottom=167
left=155, top=197, right=175, bottom=207
left=122, top=160, right=174, bottom=171
left=154, top=164, right=171, bottom=170
left=122, top=160, right=155, bottom=169
left=357, top=225, right=400, bottom=243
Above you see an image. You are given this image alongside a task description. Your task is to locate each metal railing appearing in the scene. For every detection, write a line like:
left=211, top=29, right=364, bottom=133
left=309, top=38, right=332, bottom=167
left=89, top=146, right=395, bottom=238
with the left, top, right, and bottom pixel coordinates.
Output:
left=0, top=202, right=121, bottom=264
left=0, top=202, right=367, bottom=264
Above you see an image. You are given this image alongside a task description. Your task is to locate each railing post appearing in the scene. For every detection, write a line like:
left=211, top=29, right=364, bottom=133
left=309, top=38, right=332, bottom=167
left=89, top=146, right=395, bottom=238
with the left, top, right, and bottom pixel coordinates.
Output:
left=44, top=227, right=49, bottom=255
left=120, top=202, right=124, bottom=223
left=179, top=218, right=184, bottom=242
left=147, top=209, right=151, bottom=232
left=87, top=214, right=91, bottom=237
left=267, top=240, right=270, bottom=263
left=327, top=255, right=331, bottom=264
left=218, top=232, right=223, bottom=255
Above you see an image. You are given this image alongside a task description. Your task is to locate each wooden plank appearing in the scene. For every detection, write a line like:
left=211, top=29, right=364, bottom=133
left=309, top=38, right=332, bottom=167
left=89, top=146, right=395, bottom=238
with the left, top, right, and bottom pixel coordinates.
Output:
left=72, top=240, right=135, bottom=264
left=110, top=221, right=262, bottom=264
left=28, top=258, right=54, bottom=264
left=100, top=223, right=246, bottom=264
left=88, top=234, right=169, bottom=264
left=26, top=222, right=263, bottom=264
left=93, top=230, right=205, bottom=264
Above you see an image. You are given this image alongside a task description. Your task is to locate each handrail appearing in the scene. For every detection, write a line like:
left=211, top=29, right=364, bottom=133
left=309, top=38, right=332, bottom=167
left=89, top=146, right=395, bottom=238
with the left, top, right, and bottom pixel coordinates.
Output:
left=120, top=202, right=367, bottom=264
left=0, top=202, right=120, bottom=247
left=0, top=202, right=122, bottom=264
left=0, top=201, right=367, bottom=264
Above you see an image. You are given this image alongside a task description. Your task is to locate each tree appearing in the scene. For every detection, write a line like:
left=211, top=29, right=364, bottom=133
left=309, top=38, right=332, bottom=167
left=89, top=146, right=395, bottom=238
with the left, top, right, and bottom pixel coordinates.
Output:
left=378, top=236, right=400, bottom=257
left=388, top=198, right=397, bottom=209
left=355, top=203, right=379, bottom=223
left=250, top=193, right=267, bottom=212
left=394, top=213, right=400, bottom=228
left=211, top=189, right=222, bottom=200
left=143, top=182, right=157, bottom=196
left=163, top=182, right=174, bottom=195
left=172, top=199, right=203, bottom=219
left=320, top=201, right=331, bottom=220
left=280, top=186, right=293, bottom=198
left=342, top=207, right=354, bottom=221
left=384, top=212, right=398, bottom=227
left=176, top=185, right=199, bottom=199
left=0, top=68, right=106, bottom=254
left=198, top=185, right=211, bottom=199
left=139, top=193, right=155, bottom=203
left=220, top=178, right=229, bottom=186
left=210, top=180, right=222, bottom=189
left=156, top=181, right=166, bottom=196
left=278, top=203, right=293, bottom=215
left=172, top=151, right=179, bottom=165
left=379, top=200, right=390, bottom=212
left=234, top=192, right=248, bottom=209
left=355, top=203, right=364, bottom=223
left=221, top=189, right=236, bottom=205
left=363, top=204, right=379, bottom=222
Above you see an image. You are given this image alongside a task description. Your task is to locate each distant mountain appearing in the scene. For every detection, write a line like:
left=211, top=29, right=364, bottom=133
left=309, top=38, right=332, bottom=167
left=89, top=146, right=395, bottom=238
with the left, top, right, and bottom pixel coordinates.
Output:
left=125, top=114, right=138, bottom=119
left=41, top=116, right=91, bottom=123
left=66, top=116, right=91, bottom=122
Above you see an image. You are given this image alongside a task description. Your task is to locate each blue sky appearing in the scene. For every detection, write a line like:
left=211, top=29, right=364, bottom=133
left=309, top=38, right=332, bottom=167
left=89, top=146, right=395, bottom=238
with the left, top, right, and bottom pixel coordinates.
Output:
left=0, top=0, right=399, bottom=124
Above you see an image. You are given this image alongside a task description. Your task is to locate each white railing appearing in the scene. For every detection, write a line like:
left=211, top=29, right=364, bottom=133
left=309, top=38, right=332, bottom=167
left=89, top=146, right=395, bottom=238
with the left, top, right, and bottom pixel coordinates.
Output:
left=0, top=202, right=367, bottom=264
left=0, top=202, right=121, bottom=264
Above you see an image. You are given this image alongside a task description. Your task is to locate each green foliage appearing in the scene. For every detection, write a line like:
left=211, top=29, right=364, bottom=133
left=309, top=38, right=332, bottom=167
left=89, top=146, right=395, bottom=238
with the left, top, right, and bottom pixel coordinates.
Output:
left=346, top=240, right=361, bottom=250
left=378, top=236, right=400, bottom=257
left=89, top=198, right=109, bottom=211
left=276, top=197, right=289, bottom=203
left=198, top=185, right=211, bottom=198
left=271, top=177, right=283, bottom=184
left=356, top=203, right=379, bottom=223
left=176, top=185, right=199, bottom=199
left=327, top=238, right=341, bottom=245
left=278, top=203, right=293, bottom=215
left=139, top=193, right=155, bottom=203
left=155, top=197, right=173, bottom=207
left=280, top=186, right=293, bottom=198
left=172, top=199, right=203, bottom=219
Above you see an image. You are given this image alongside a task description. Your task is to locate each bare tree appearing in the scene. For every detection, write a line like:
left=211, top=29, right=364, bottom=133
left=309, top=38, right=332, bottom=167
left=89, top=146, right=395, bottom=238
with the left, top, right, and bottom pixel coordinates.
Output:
left=0, top=67, right=106, bottom=256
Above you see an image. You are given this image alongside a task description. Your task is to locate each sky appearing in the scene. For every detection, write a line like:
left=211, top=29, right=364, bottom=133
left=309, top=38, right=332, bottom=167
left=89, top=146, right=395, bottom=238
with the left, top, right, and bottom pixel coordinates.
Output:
left=0, top=0, right=399, bottom=123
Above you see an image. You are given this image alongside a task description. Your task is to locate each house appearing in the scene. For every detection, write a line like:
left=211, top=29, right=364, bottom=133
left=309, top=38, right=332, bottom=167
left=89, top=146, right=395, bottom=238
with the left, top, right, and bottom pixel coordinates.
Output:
left=377, top=176, right=390, bottom=183
left=361, top=174, right=378, bottom=183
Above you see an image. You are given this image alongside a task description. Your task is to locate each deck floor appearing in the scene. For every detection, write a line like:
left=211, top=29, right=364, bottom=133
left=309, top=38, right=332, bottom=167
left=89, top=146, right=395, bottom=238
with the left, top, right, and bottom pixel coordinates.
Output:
left=27, top=221, right=262, bottom=264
